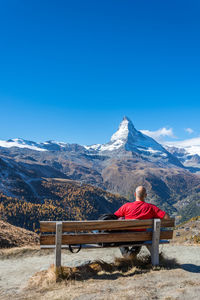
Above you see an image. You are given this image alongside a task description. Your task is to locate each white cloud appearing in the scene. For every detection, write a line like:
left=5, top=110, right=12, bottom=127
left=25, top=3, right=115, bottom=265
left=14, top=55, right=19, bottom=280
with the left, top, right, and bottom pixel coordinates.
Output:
left=140, top=127, right=175, bottom=141
left=141, top=126, right=200, bottom=156
left=185, top=128, right=194, bottom=134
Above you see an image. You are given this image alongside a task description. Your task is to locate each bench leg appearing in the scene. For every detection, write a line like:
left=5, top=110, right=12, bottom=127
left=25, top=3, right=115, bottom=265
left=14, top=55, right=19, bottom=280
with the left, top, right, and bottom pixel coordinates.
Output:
left=55, top=222, right=62, bottom=270
left=151, top=219, right=161, bottom=266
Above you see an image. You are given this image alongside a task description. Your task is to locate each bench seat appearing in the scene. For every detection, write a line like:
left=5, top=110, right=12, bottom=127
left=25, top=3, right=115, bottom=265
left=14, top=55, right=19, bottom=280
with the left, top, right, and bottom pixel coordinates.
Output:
left=40, top=218, right=175, bottom=267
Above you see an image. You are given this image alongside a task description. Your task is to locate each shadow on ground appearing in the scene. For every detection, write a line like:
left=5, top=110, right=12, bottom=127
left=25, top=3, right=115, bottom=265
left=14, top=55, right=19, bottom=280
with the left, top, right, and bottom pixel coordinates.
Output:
left=26, top=253, right=179, bottom=291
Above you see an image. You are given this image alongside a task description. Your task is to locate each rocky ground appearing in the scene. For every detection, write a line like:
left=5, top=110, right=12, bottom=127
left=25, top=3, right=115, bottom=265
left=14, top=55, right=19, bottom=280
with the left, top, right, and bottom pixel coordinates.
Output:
left=0, top=218, right=199, bottom=299
left=0, top=245, right=199, bottom=300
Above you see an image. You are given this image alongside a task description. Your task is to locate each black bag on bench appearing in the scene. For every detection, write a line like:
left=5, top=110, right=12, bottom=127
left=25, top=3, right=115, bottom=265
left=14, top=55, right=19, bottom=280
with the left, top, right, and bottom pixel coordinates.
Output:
left=98, top=213, right=141, bottom=257
left=98, top=213, right=119, bottom=247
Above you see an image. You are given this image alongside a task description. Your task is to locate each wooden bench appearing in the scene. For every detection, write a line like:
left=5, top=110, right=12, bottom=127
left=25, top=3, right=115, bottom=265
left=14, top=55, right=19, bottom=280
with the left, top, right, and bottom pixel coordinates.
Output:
left=40, top=218, right=175, bottom=268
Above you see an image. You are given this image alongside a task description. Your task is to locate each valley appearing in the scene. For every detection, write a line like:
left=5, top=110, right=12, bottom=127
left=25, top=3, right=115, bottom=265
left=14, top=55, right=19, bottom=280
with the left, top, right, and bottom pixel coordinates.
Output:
left=1, top=117, right=200, bottom=230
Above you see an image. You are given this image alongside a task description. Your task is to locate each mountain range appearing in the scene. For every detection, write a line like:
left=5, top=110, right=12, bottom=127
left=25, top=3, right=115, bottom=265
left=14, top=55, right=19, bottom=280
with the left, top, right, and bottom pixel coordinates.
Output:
left=1, top=116, right=200, bottom=226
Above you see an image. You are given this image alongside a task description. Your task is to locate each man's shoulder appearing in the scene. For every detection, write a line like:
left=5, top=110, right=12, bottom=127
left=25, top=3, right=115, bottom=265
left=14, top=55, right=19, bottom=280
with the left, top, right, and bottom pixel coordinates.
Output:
left=123, top=202, right=133, bottom=207
left=144, top=202, right=158, bottom=209
left=121, top=202, right=136, bottom=209
left=145, top=201, right=165, bottom=213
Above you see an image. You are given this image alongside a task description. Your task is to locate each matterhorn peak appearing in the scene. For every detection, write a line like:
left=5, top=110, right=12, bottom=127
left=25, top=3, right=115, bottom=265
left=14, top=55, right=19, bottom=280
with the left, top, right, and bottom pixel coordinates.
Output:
left=110, top=116, right=137, bottom=142
left=122, top=116, right=131, bottom=122
left=88, top=116, right=170, bottom=155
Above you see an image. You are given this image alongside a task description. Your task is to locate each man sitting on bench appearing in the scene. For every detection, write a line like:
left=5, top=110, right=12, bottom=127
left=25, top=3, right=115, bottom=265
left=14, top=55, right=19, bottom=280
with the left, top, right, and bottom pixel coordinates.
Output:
left=114, top=186, right=170, bottom=257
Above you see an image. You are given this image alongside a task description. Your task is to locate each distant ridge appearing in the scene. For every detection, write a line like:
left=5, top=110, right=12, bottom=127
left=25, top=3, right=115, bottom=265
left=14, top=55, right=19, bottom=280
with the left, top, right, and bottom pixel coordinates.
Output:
left=84, top=116, right=183, bottom=167
left=1, top=117, right=200, bottom=223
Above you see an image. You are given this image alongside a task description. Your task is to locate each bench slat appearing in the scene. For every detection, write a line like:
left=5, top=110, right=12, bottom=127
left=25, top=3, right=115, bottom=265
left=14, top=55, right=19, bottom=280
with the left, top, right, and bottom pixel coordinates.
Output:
left=40, top=219, right=175, bottom=232
left=40, top=240, right=170, bottom=249
left=40, top=230, right=173, bottom=245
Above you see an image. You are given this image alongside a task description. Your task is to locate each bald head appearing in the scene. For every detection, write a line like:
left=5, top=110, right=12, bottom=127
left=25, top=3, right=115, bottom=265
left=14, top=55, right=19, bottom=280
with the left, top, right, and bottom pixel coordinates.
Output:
left=135, top=186, right=147, bottom=201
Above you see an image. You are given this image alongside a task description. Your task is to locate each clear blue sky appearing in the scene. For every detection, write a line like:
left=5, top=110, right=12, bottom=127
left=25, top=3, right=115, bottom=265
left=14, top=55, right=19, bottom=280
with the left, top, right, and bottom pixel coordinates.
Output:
left=0, top=0, right=200, bottom=145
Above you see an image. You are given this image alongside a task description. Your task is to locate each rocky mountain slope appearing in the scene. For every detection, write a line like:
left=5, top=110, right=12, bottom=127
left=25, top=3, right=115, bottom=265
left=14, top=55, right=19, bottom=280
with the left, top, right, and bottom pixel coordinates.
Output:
left=173, top=216, right=200, bottom=244
left=1, top=117, right=200, bottom=223
left=164, top=144, right=200, bottom=173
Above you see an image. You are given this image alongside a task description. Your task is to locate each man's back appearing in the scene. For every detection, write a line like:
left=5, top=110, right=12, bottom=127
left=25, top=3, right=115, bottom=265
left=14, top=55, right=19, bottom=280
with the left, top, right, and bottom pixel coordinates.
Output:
left=114, top=200, right=166, bottom=220
left=114, top=186, right=169, bottom=257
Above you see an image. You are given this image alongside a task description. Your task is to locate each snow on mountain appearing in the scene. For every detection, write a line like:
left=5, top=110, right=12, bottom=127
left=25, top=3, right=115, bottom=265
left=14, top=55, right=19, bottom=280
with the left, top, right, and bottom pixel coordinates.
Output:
left=110, top=117, right=132, bottom=142
left=0, top=117, right=187, bottom=168
left=164, top=137, right=200, bottom=156
left=85, top=116, right=168, bottom=155
left=0, top=138, right=71, bottom=152
left=162, top=138, right=200, bottom=170
left=41, top=140, right=69, bottom=151
left=0, top=139, right=47, bottom=152
left=0, top=118, right=182, bottom=158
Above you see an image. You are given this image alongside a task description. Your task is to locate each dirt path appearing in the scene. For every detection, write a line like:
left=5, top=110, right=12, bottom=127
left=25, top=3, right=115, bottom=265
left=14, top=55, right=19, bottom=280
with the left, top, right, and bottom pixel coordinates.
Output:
left=0, top=245, right=200, bottom=300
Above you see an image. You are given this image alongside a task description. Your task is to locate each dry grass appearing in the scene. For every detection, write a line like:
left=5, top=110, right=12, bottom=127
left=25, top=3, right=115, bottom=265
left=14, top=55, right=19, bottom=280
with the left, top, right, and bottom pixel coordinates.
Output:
left=0, top=220, right=39, bottom=248
left=26, top=253, right=179, bottom=293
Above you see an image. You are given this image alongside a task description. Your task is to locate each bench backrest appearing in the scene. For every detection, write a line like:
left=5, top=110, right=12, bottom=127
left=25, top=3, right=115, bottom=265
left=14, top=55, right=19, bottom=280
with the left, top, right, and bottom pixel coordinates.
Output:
left=40, top=219, right=175, bottom=246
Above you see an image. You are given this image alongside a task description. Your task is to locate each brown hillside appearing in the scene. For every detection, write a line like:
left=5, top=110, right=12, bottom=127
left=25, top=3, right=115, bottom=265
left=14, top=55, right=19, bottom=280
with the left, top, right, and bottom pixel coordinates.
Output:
left=0, top=179, right=127, bottom=232
left=0, top=220, right=39, bottom=248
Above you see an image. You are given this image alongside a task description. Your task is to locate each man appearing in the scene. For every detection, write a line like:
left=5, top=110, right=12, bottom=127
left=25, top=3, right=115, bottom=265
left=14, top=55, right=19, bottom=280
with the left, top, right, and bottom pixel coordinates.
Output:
left=114, top=186, right=170, bottom=257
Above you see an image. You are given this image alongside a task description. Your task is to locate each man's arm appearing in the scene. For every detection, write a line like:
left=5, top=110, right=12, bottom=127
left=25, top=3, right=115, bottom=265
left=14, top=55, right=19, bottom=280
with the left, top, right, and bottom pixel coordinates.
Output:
left=151, top=204, right=170, bottom=220
left=114, top=204, right=126, bottom=218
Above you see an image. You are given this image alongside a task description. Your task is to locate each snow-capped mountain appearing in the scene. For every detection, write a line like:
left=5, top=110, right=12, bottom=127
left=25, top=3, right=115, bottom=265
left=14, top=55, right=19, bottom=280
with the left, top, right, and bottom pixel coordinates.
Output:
left=0, top=117, right=183, bottom=168
left=85, top=116, right=167, bottom=153
left=85, top=116, right=182, bottom=167
left=161, top=137, right=200, bottom=172
left=164, top=137, right=200, bottom=156
left=0, top=138, right=70, bottom=152
left=0, top=138, right=46, bottom=151
left=0, top=118, right=175, bottom=162
left=1, top=116, right=200, bottom=221
left=1, top=119, right=200, bottom=169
